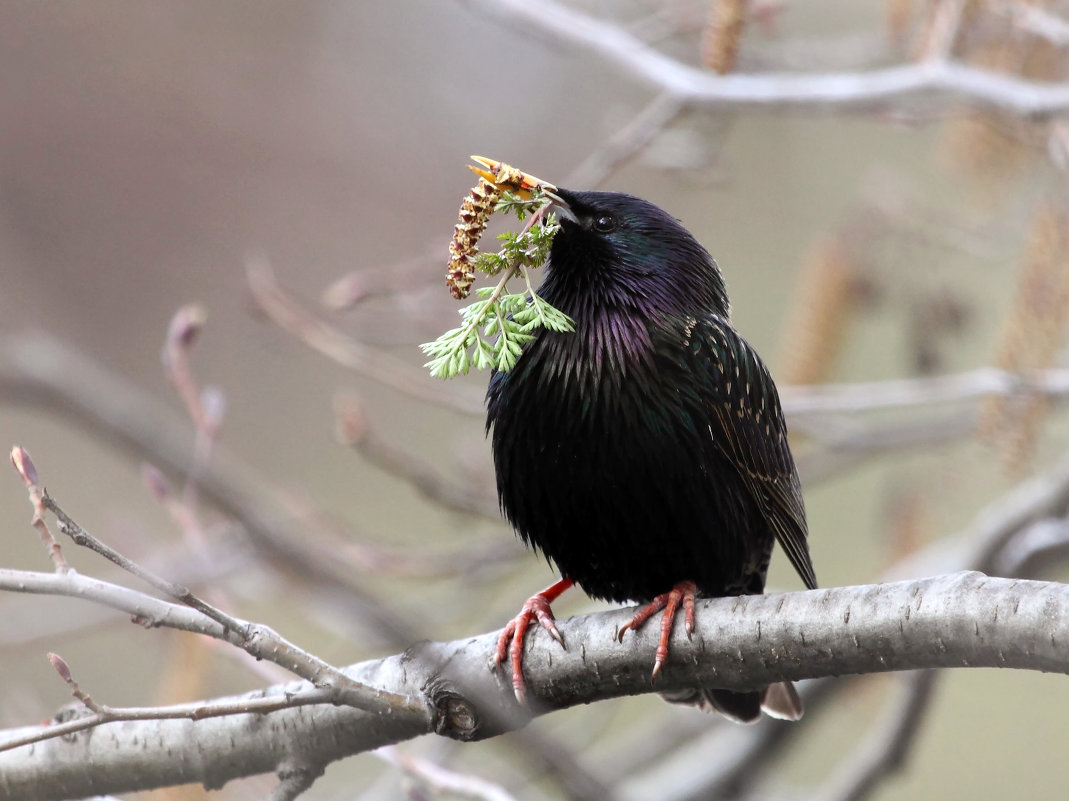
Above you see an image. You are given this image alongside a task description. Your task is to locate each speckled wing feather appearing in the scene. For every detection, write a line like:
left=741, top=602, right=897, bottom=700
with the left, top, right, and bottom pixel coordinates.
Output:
left=675, top=314, right=817, bottom=591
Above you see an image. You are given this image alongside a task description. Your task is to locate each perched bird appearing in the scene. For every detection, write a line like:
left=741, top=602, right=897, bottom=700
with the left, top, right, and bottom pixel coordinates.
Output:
left=486, top=187, right=818, bottom=722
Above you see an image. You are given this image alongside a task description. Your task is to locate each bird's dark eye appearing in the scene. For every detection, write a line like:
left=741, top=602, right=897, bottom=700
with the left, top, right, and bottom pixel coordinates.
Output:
left=592, top=215, right=616, bottom=233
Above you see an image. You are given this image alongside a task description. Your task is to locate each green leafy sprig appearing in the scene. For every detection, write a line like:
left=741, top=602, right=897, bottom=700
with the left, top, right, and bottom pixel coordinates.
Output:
left=422, top=190, right=573, bottom=379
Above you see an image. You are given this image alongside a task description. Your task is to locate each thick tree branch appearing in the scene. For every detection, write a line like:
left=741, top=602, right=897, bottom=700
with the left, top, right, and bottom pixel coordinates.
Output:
left=618, top=446, right=1069, bottom=801
left=1, top=573, right=1065, bottom=800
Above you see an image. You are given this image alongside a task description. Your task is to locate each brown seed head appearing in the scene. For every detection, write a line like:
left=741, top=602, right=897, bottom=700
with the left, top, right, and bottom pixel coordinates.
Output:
left=447, top=177, right=503, bottom=299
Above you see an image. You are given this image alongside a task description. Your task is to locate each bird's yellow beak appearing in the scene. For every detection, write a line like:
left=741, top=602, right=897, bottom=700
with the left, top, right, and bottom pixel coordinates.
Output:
left=468, top=156, right=558, bottom=200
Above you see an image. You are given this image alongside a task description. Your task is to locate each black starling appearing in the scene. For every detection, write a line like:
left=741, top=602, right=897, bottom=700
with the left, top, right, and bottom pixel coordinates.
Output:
left=486, top=188, right=818, bottom=722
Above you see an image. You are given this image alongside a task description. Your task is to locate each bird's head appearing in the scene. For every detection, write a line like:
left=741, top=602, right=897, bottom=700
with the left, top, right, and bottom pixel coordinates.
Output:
left=542, top=188, right=730, bottom=320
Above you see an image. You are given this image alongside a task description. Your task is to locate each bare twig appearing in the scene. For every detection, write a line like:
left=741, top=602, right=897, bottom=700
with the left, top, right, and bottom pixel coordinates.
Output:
left=795, top=410, right=975, bottom=485
left=247, top=259, right=483, bottom=414
left=806, top=671, right=939, bottom=801
left=464, top=0, right=1069, bottom=118
left=160, top=304, right=227, bottom=518
left=10, top=445, right=425, bottom=723
left=0, top=539, right=250, bottom=648
left=47, top=653, right=102, bottom=713
left=0, top=332, right=426, bottom=645
left=32, top=490, right=425, bottom=719
left=141, top=462, right=204, bottom=548
left=378, top=745, right=520, bottom=801
left=9, top=446, right=69, bottom=573
left=0, top=567, right=232, bottom=635
left=616, top=676, right=840, bottom=801
left=915, top=0, right=966, bottom=62
left=995, top=2, right=1069, bottom=46
left=2, top=653, right=333, bottom=754
left=994, top=518, right=1069, bottom=577
left=40, top=491, right=247, bottom=632
left=781, top=367, right=1069, bottom=417
left=335, top=392, right=500, bottom=519
left=564, top=92, right=686, bottom=189
left=161, top=304, right=211, bottom=433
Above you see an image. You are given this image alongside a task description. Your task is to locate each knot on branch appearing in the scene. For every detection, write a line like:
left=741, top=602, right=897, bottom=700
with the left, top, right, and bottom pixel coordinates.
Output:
left=422, top=670, right=535, bottom=741
left=411, top=639, right=533, bottom=741
left=427, top=683, right=481, bottom=741
left=271, top=758, right=324, bottom=798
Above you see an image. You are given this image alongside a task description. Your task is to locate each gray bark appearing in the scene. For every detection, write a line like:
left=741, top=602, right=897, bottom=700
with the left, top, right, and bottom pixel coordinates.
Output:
left=0, top=572, right=1066, bottom=800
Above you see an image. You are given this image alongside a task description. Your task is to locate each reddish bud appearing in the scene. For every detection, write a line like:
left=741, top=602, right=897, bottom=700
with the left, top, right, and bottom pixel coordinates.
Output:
left=48, top=652, right=72, bottom=683
left=165, top=304, right=207, bottom=352
left=10, top=445, right=39, bottom=487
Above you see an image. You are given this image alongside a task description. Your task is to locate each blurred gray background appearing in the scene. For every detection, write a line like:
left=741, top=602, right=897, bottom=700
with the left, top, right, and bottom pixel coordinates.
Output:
left=1, top=2, right=1066, bottom=799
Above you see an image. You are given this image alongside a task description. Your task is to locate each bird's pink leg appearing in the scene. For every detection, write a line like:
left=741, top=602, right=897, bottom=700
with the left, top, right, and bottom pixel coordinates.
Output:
left=617, top=580, right=698, bottom=681
left=493, top=577, right=574, bottom=704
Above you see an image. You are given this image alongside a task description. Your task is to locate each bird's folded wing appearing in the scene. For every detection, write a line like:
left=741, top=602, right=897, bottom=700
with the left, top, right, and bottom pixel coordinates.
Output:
left=676, top=315, right=817, bottom=590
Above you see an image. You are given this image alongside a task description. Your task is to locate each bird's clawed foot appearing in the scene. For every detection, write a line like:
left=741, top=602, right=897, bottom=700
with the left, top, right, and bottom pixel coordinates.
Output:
left=617, top=580, right=698, bottom=682
left=493, top=578, right=573, bottom=704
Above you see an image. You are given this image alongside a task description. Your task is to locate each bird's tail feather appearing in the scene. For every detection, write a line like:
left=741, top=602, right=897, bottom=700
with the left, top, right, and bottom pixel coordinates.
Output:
left=760, top=680, right=804, bottom=721
left=661, top=681, right=803, bottom=724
